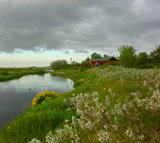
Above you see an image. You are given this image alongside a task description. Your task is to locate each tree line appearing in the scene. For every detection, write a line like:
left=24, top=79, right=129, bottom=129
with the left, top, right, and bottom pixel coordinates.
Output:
left=119, top=45, right=160, bottom=68
left=50, top=45, right=160, bottom=70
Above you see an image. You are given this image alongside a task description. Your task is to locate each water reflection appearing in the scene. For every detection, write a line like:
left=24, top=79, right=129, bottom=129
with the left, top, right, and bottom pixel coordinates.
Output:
left=0, top=73, right=74, bottom=128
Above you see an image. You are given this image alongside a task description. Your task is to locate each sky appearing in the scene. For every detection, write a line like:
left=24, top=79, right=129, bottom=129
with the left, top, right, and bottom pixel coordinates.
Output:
left=0, top=0, right=160, bottom=67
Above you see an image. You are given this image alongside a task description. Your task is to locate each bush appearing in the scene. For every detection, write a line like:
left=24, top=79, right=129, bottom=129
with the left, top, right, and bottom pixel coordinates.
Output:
left=91, top=52, right=101, bottom=59
left=50, top=60, right=68, bottom=70
left=81, top=61, right=92, bottom=67
left=79, top=61, right=92, bottom=72
left=32, top=91, right=60, bottom=107
left=118, top=45, right=136, bottom=67
left=135, top=52, right=148, bottom=67
left=151, top=45, right=160, bottom=61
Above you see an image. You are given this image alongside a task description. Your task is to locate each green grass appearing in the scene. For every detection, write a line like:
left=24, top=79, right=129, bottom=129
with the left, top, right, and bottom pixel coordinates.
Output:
left=0, top=68, right=46, bottom=81
left=0, top=66, right=159, bottom=142
left=0, top=69, right=96, bottom=143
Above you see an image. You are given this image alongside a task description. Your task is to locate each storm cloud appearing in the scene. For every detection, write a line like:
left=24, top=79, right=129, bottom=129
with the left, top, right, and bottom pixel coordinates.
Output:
left=0, top=0, right=160, bottom=53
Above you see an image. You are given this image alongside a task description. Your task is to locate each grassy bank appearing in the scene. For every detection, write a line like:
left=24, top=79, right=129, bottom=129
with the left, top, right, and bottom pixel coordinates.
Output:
left=0, top=66, right=160, bottom=142
left=0, top=68, right=46, bottom=81
left=0, top=68, right=96, bottom=143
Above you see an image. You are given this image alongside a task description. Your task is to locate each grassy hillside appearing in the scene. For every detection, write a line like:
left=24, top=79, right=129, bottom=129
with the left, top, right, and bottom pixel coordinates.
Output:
left=0, top=66, right=159, bottom=143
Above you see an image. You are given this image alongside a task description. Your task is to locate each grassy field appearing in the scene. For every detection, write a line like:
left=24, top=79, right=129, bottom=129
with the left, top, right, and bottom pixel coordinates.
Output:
left=0, top=68, right=46, bottom=81
left=0, top=65, right=159, bottom=143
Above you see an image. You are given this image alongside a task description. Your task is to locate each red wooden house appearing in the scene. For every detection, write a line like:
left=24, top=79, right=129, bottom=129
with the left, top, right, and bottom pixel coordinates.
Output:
left=88, top=57, right=119, bottom=66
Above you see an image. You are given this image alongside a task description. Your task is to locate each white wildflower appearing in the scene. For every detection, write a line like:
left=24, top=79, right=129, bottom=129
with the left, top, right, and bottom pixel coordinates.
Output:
left=28, top=138, right=41, bottom=143
left=97, top=130, right=112, bottom=143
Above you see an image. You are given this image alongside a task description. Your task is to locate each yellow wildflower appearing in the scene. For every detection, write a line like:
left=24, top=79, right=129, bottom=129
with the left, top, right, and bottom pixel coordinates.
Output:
left=31, top=91, right=60, bottom=107
left=77, top=79, right=85, bottom=82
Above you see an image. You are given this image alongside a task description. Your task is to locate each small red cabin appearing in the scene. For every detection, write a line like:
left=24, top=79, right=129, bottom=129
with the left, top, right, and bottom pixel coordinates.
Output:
left=88, top=57, right=118, bottom=66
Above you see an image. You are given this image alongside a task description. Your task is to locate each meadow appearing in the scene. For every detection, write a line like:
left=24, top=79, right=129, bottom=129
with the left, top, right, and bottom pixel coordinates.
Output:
left=0, top=67, right=46, bottom=81
left=0, top=65, right=159, bottom=143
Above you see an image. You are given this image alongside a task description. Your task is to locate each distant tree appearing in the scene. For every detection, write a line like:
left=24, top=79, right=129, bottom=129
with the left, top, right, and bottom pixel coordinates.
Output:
left=80, top=60, right=92, bottom=72
left=85, top=56, right=90, bottom=61
left=118, top=45, right=136, bottom=67
left=72, top=61, right=76, bottom=64
left=71, top=61, right=80, bottom=67
left=151, top=45, right=160, bottom=61
left=50, top=60, right=68, bottom=70
left=103, top=54, right=110, bottom=59
left=136, top=52, right=148, bottom=65
left=91, top=53, right=101, bottom=59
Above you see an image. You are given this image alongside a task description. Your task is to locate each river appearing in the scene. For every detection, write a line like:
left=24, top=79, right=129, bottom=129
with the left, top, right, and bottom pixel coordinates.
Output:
left=0, top=73, right=74, bottom=128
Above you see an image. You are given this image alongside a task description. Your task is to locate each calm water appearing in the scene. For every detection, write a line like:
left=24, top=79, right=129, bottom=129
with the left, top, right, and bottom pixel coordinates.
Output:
left=0, top=73, right=74, bottom=128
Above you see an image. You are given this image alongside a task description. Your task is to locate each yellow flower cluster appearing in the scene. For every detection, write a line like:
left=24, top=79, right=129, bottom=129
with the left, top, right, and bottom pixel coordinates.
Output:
left=32, top=91, right=60, bottom=107
left=77, top=79, right=85, bottom=82
left=32, top=97, right=38, bottom=107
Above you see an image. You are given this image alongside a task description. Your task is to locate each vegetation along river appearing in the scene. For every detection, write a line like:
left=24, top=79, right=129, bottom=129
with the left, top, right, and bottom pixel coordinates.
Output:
left=0, top=73, right=74, bottom=128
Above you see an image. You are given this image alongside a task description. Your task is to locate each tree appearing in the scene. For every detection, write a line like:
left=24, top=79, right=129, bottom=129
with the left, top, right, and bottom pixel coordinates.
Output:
left=151, top=45, right=160, bottom=61
left=136, top=52, right=148, bottom=65
left=50, top=60, right=68, bottom=70
left=103, top=54, right=110, bottom=59
left=85, top=56, right=90, bottom=61
left=91, top=53, right=101, bottom=59
left=118, top=45, right=136, bottom=67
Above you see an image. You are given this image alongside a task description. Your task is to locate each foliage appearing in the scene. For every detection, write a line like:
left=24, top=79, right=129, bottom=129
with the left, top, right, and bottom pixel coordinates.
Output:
left=32, top=91, right=60, bottom=107
left=71, top=62, right=80, bottom=67
left=80, top=61, right=92, bottom=72
left=81, top=61, right=92, bottom=67
left=151, top=45, right=160, bottom=61
left=91, top=52, right=101, bottom=59
left=118, top=45, right=137, bottom=67
left=103, top=54, right=110, bottom=59
left=85, top=57, right=90, bottom=61
left=136, top=52, right=148, bottom=66
left=42, top=90, right=160, bottom=142
left=50, top=60, right=68, bottom=70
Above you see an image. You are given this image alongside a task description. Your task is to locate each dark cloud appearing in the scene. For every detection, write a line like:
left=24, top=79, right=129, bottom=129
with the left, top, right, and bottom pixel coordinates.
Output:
left=0, top=0, right=159, bottom=53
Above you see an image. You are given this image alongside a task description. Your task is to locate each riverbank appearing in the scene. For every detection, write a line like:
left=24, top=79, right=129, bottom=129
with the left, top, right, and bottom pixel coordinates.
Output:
left=0, top=66, right=160, bottom=142
left=0, top=68, right=46, bottom=81
left=0, top=68, right=95, bottom=143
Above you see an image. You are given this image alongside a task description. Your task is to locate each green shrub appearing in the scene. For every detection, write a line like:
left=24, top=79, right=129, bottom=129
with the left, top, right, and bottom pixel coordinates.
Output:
left=50, top=60, right=69, bottom=70
left=151, top=45, right=160, bottom=61
left=118, top=45, right=137, bottom=67
left=135, top=52, right=148, bottom=68
left=91, top=52, right=101, bottom=59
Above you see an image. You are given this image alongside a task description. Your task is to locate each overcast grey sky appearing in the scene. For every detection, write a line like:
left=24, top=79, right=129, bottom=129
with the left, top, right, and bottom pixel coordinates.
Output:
left=0, top=0, right=160, bottom=66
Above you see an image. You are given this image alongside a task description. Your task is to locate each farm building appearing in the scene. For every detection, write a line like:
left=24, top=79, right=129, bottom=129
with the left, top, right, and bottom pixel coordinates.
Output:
left=88, top=57, right=119, bottom=66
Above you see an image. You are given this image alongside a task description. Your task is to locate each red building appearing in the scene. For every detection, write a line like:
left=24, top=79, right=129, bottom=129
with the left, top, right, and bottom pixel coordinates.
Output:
left=88, top=57, right=119, bottom=66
